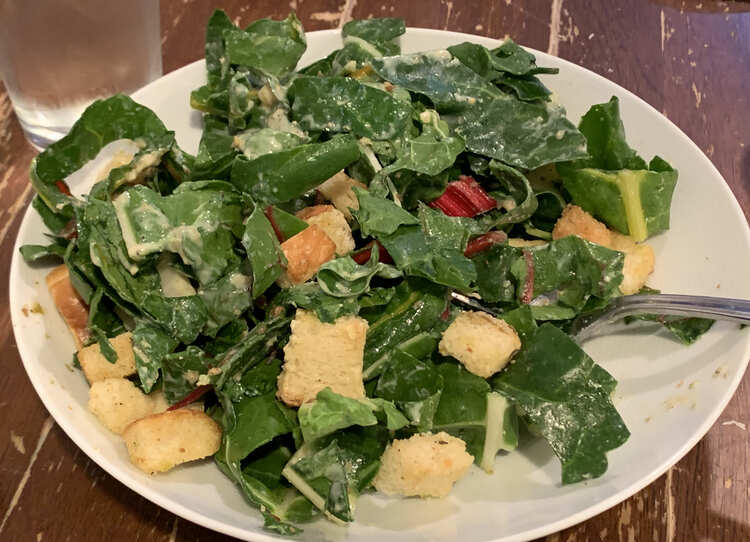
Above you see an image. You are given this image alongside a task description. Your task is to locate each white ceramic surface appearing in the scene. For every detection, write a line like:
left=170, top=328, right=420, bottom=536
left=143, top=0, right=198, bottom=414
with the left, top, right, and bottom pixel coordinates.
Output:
left=10, top=28, right=750, bottom=542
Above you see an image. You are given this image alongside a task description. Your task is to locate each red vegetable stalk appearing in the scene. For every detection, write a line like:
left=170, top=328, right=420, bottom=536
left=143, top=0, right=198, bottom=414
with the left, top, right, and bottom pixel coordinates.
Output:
left=429, top=176, right=497, bottom=217
left=464, top=231, right=508, bottom=257
left=55, top=180, right=72, bottom=196
left=264, top=206, right=286, bottom=243
left=352, top=241, right=393, bottom=265
left=167, top=384, right=213, bottom=411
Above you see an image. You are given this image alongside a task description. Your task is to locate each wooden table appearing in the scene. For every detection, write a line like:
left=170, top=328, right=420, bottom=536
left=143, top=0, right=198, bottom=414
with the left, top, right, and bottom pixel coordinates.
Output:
left=1, top=1, right=748, bottom=540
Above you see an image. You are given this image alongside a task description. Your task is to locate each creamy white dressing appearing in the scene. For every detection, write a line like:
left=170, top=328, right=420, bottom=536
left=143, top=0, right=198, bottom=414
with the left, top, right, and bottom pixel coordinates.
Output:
left=112, top=192, right=164, bottom=260
left=157, top=256, right=197, bottom=297
left=228, top=272, right=251, bottom=291
left=265, top=107, right=306, bottom=138
left=121, top=150, right=165, bottom=184
left=64, top=138, right=140, bottom=198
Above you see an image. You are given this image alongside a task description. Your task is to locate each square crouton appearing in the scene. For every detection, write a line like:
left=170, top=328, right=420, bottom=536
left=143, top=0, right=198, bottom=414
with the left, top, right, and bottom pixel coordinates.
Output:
left=88, top=378, right=161, bottom=435
left=317, top=171, right=366, bottom=220
left=78, top=332, right=136, bottom=384
left=439, top=311, right=521, bottom=378
left=277, top=310, right=368, bottom=406
left=122, top=409, right=221, bottom=474
left=46, top=264, right=90, bottom=350
left=373, top=431, right=474, bottom=498
left=277, top=224, right=336, bottom=287
left=296, top=205, right=355, bottom=256
left=553, top=204, right=654, bottom=295
left=611, top=233, right=655, bottom=295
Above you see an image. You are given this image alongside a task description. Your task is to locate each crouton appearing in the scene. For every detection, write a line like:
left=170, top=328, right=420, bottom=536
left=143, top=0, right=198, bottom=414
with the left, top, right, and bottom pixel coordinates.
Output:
left=618, top=240, right=655, bottom=295
left=277, top=224, right=336, bottom=287
left=296, top=205, right=355, bottom=256
left=552, top=204, right=613, bottom=247
left=88, top=378, right=160, bottom=435
left=78, top=332, right=136, bottom=384
left=553, top=205, right=655, bottom=295
left=277, top=310, right=368, bottom=406
left=122, top=409, right=221, bottom=474
left=316, top=170, right=366, bottom=220
left=45, top=264, right=90, bottom=349
left=373, top=431, right=474, bottom=498
left=439, top=311, right=521, bottom=378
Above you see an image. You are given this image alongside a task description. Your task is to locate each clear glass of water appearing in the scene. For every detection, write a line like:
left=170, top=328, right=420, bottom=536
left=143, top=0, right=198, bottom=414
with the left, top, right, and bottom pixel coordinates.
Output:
left=0, top=0, right=162, bottom=149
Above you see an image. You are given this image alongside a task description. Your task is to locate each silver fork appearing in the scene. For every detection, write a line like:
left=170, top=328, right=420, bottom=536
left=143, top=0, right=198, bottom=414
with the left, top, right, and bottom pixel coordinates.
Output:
left=450, top=292, right=750, bottom=343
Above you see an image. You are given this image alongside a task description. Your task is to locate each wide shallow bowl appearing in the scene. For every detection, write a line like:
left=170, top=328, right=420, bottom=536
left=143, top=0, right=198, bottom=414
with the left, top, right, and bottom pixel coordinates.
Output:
left=10, top=28, right=750, bottom=542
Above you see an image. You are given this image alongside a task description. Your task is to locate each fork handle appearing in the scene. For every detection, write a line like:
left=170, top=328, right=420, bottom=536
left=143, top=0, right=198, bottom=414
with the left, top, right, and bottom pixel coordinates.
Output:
left=610, top=294, right=750, bottom=324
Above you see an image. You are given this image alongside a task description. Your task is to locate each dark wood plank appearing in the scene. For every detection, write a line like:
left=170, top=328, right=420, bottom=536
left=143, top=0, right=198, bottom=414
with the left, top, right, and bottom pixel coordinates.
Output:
left=0, top=1, right=748, bottom=541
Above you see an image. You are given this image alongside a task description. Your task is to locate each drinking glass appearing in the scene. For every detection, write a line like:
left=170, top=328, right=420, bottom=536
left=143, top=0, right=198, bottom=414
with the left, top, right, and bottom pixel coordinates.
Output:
left=0, top=0, right=162, bottom=149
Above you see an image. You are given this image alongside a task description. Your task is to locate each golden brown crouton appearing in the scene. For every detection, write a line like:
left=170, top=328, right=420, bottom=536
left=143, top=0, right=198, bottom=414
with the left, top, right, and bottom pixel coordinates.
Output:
left=277, top=224, right=336, bottom=286
left=618, top=240, right=655, bottom=295
left=87, top=378, right=160, bottom=435
left=553, top=205, right=655, bottom=295
left=439, top=311, right=522, bottom=378
left=122, top=409, right=221, bottom=474
left=296, top=205, right=355, bottom=256
left=78, top=332, right=136, bottom=384
left=316, top=171, right=366, bottom=220
left=552, top=204, right=613, bottom=247
left=373, top=431, right=474, bottom=498
left=45, top=264, right=90, bottom=349
left=277, top=310, right=368, bottom=406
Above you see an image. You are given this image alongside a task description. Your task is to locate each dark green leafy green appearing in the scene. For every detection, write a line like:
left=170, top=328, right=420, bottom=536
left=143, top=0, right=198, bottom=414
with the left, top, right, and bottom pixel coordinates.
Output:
left=282, top=426, right=389, bottom=523
left=215, top=390, right=311, bottom=533
left=447, top=41, right=555, bottom=102
left=19, top=240, right=67, bottom=263
left=297, top=387, right=408, bottom=442
left=576, top=96, right=647, bottom=170
left=30, top=95, right=169, bottom=219
left=230, top=135, right=360, bottom=204
left=223, top=13, right=306, bottom=77
left=492, top=323, right=630, bottom=484
left=371, top=51, right=500, bottom=112
left=225, top=392, right=297, bottom=463
left=132, top=320, right=178, bottom=393
left=276, top=283, right=361, bottom=323
left=351, top=186, right=419, bottom=237
left=234, top=128, right=305, bottom=160
left=161, top=346, right=213, bottom=403
left=204, top=9, right=235, bottom=88
left=380, top=205, right=478, bottom=290
left=198, top=265, right=253, bottom=335
left=288, top=76, right=412, bottom=140
left=559, top=97, right=678, bottom=241
left=242, top=204, right=286, bottom=298
left=376, top=112, right=465, bottom=179
left=375, top=350, right=444, bottom=431
left=451, top=96, right=588, bottom=169
left=362, top=279, right=447, bottom=379
left=560, top=166, right=678, bottom=241
left=342, top=17, right=405, bottom=43
left=193, top=115, right=236, bottom=179
left=112, top=182, right=245, bottom=285
left=316, top=248, right=401, bottom=297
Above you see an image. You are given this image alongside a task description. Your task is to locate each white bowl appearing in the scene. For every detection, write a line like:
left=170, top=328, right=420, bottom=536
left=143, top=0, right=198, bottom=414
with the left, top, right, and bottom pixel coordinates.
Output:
left=10, top=28, right=750, bottom=542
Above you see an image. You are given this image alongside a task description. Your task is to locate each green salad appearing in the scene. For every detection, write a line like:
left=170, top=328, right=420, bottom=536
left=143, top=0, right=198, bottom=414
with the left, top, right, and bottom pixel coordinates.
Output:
left=22, top=11, right=713, bottom=535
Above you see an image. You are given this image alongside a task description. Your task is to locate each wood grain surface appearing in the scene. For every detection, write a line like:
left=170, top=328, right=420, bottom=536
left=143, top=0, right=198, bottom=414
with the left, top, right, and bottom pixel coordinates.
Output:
left=1, top=1, right=748, bottom=540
